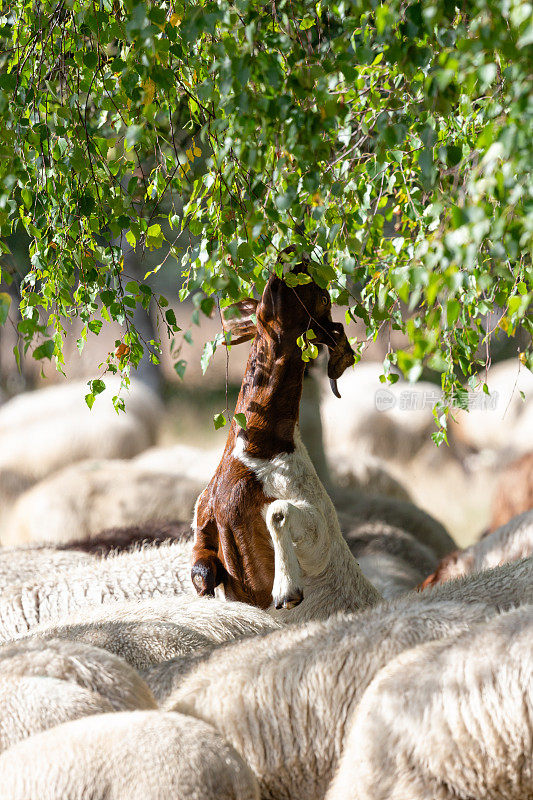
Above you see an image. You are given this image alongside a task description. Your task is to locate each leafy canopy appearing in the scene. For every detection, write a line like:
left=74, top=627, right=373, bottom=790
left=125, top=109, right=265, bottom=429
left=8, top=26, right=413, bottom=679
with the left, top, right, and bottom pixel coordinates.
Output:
left=0, top=0, right=531, bottom=436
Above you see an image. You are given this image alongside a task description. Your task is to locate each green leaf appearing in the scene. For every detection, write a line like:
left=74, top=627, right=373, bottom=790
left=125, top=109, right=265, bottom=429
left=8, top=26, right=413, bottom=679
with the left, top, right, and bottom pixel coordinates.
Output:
left=125, top=125, right=143, bottom=149
left=446, top=300, right=460, bottom=327
left=1, top=0, right=531, bottom=446
left=274, top=190, right=296, bottom=211
left=89, top=379, right=106, bottom=396
left=234, top=412, right=247, bottom=429
left=165, top=308, right=178, bottom=327
left=342, top=257, right=356, bottom=274
left=0, top=292, right=11, bottom=325
left=213, top=412, right=227, bottom=430
left=285, top=272, right=312, bottom=287
left=12, top=344, right=21, bottom=373
left=21, top=188, right=32, bottom=209
left=83, top=51, right=98, bottom=69
left=88, top=320, right=102, bottom=335
left=79, top=195, right=95, bottom=216
left=507, top=295, right=524, bottom=316
left=201, top=333, right=225, bottom=374
left=113, top=395, right=126, bottom=414
left=174, top=359, right=187, bottom=379
left=446, top=145, right=462, bottom=167
left=32, top=340, right=55, bottom=360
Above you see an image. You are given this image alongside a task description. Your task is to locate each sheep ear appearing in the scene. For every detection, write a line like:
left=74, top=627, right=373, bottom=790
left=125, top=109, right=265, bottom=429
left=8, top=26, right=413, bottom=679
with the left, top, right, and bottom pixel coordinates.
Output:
left=222, top=299, right=259, bottom=345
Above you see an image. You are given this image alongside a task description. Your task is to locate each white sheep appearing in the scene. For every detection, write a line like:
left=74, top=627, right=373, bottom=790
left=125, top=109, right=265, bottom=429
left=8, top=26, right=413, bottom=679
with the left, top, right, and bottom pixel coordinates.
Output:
left=0, top=545, right=95, bottom=594
left=11, top=595, right=280, bottom=670
left=299, top=368, right=411, bottom=500
left=0, top=710, right=260, bottom=800
left=450, top=358, right=533, bottom=456
left=0, top=377, right=163, bottom=533
left=421, top=508, right=533, bottom=587
left=0, top=376, right=159, bottom=434
left=2, top=459, right=202, bottom=547
left=0, top=636, right=156, bottom=711
left=165, top=558, right=533, bottom=800
left=0, top=675, right=114, bottom=753
left=336, top=491, right=454, bottom=561
left=341, top=518, right=440, bottom=598
left=20, top=619, right=214, bottom=672
left=0, top=540, right=195, bottom=642
left=133, top=442, right=223, bottom=482
left=300, top=370, right=454, bottom=558
left=326, top=604, right=533, bottom=800
left=320, top=362, right=447, bottom=462
left=356, top=551, right=426, bottom=599
left=141, top=650, right=218, bottom=703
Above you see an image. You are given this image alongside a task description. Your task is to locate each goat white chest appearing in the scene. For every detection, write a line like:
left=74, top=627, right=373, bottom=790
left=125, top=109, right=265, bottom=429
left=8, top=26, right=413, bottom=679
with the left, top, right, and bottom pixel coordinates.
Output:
left=232, top=426, right=335, bottom=522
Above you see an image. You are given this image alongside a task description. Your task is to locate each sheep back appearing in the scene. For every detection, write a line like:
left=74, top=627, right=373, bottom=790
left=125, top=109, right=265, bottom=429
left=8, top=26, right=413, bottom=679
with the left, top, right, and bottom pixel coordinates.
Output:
left=0, top=710, right=260, bottom=800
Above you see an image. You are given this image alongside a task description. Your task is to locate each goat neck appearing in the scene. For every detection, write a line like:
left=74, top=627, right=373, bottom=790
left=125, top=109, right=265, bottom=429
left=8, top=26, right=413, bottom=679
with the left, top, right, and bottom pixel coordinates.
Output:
left=232, top=327, right=307, bottom=459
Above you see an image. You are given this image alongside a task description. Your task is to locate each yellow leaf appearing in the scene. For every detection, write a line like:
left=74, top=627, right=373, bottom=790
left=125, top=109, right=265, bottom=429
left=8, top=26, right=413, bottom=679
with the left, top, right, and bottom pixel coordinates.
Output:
left=193, top=146, right=201, bottom=157
left=519, top=352, right=526, bottom=365
left=498, top=315, right=509, bottom=332
left=143, top=78, right=155, bottom=108
left=115, top=343, right=130, bottom=359
left=126, top=99, right=131, bottom=110
left=169, top=12, right=181, bottom=26
left=186, top=148, right=194, bottom=161
left=310, top=192, right=322, bottom=206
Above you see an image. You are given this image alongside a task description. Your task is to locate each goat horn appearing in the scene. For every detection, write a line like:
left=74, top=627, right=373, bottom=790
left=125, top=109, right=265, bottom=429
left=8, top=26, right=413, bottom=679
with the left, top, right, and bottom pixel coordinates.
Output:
left=329, top=378, right=341, bottom=398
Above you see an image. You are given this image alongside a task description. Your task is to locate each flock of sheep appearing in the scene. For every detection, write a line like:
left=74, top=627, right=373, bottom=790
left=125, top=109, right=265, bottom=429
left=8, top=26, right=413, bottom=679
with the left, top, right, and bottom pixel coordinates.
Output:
left=0, top=362, right=531, bottom=800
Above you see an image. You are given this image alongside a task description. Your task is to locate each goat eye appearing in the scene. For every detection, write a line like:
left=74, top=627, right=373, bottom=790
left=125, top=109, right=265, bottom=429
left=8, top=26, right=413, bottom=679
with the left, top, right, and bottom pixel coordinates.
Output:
left=321, top=295, right=329, bottom=306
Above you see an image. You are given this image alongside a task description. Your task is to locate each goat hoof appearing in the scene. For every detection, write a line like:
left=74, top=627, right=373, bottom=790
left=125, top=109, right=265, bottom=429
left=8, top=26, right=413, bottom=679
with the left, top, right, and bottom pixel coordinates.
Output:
left=191, top=561, right=217, bottom=597
left=275, top=589, right=304, bottom=610
left=284, top=596, right=303, bottom=610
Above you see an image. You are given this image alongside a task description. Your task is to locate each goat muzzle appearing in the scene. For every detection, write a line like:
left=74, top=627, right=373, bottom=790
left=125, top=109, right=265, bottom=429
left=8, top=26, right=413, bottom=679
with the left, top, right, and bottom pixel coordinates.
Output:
left=324, top=322, right=356, bottom=393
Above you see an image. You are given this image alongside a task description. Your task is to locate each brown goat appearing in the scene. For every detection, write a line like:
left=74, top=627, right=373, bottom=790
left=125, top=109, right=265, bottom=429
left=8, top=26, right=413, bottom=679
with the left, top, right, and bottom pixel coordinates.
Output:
left=191, top=258, right=355, bottom=608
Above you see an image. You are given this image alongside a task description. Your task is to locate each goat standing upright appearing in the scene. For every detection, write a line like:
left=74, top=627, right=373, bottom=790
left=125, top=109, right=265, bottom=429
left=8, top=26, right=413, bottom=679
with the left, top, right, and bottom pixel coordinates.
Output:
left=191, top=257, right=355, bottom=608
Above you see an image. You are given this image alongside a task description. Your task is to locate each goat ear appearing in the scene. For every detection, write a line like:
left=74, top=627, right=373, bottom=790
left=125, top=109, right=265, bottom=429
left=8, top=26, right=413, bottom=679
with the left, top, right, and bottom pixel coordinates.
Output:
left=222, top=299, right=259, bottom=345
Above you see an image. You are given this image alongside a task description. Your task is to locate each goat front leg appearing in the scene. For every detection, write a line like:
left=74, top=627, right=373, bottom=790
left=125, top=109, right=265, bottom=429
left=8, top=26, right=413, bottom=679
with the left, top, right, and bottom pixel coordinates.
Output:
left=191, top=495, right=227, bottom=597
left=265, top=500, right=324, bottom=610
